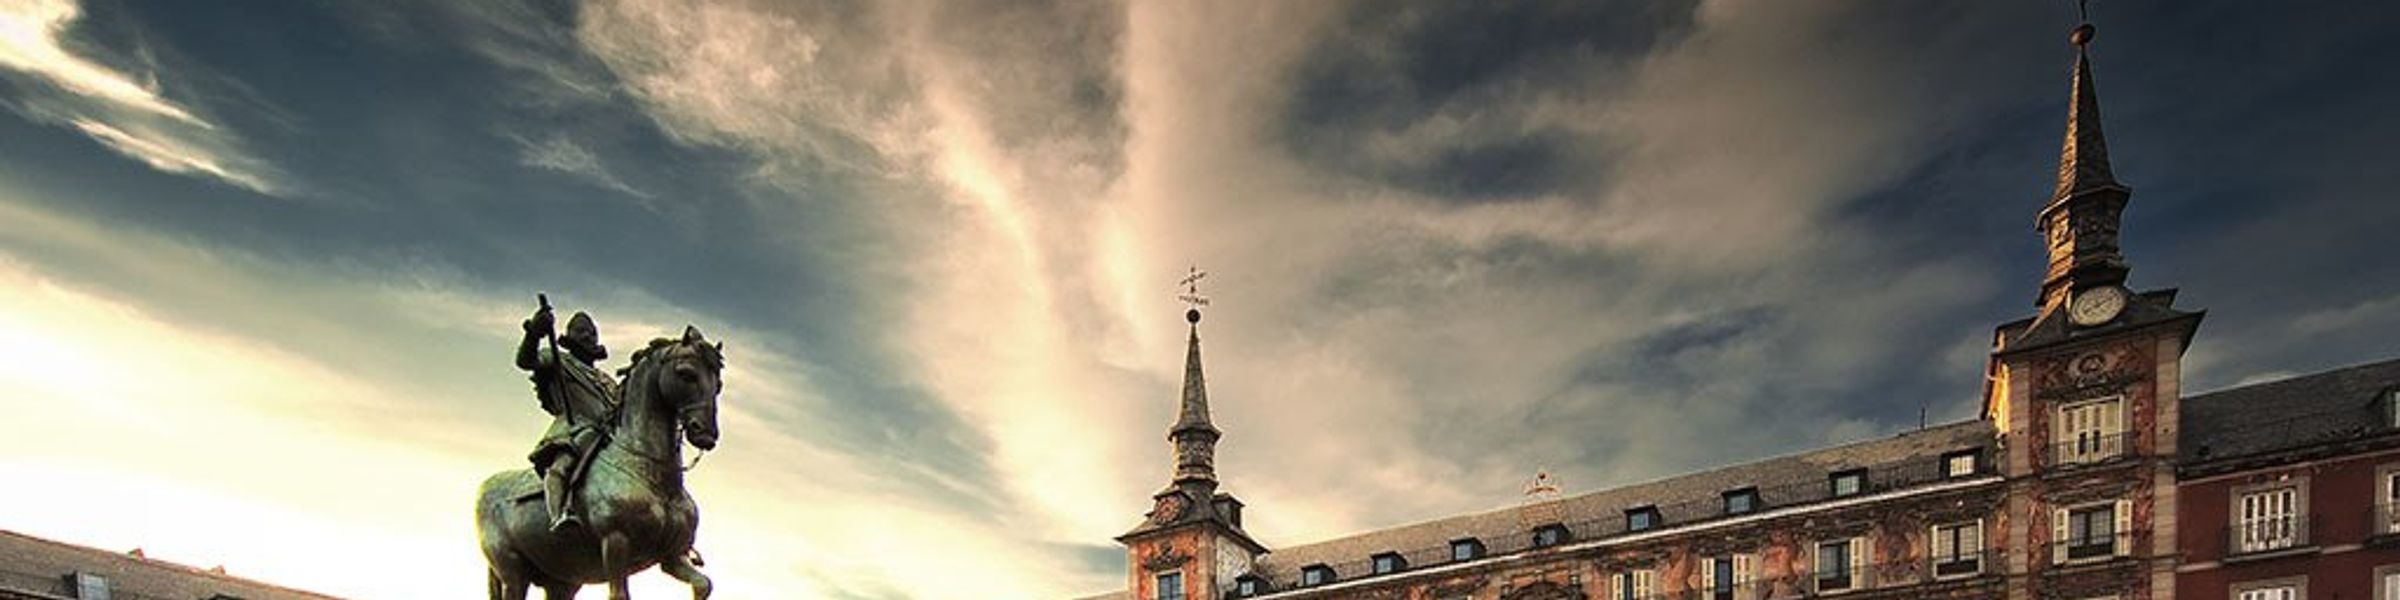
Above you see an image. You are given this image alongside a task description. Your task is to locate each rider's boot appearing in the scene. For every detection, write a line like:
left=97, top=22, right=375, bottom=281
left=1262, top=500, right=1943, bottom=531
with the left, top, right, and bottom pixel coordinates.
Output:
left=545, top=464, right=581, bottom=532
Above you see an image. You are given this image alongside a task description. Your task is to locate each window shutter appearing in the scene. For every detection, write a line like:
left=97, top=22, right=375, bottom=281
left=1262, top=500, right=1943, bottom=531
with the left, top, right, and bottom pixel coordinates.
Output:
left=2114, top=499, right=2133, bottom=556
left=1633, top=569, right=1655, bottom=599
left=1702, top=557, right=1718, bottom=592
left=1851, top=537, right=1869, bottom=588
left=1965, top=520, right=1982, bottom=555
left=1611, top=574, right=1626, bottom=600
left=1734, top=553, right=1755, bottom=600
left=2051, top=508, right=2070, bottom=564
left=2052, top=407, right=2069, bottom=459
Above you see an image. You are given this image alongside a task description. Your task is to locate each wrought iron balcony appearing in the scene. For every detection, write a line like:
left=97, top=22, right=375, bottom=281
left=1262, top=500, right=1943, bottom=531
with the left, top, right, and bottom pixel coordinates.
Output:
left=2048, top=431, right=2135, bottom=467
left=2227, top=515, right=2313, bottom=557
left=2049, top=531, right=2133, bottom=564
left=2378, top=502, right=2400, bottom=537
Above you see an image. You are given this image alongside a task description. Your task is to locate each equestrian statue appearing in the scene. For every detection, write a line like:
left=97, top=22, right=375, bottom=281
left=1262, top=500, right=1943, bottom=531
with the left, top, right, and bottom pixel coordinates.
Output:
left=478, top=295, right=725, bottom=600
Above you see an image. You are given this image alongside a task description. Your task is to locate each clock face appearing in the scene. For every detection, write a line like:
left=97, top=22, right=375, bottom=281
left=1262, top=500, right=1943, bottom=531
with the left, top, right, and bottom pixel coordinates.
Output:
left=2069, top=287, right=2127, bottom=326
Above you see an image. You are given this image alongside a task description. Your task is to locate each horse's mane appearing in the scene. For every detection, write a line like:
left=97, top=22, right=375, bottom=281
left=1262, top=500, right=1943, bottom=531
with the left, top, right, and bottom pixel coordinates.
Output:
left=615, top=334, right=726, bottom=381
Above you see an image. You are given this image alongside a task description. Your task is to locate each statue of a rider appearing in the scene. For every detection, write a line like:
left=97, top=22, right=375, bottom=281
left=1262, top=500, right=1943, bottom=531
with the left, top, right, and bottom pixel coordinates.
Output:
left=515, top=298, right=620, bottom=533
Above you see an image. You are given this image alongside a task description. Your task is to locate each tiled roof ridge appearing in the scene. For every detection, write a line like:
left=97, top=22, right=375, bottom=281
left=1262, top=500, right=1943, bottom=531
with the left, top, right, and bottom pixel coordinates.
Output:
left=1262, top=418, right=1988, bottom=554
left=0, top=529, right=345, bottom=599
left=2184, top=356, right=2400, bottom=400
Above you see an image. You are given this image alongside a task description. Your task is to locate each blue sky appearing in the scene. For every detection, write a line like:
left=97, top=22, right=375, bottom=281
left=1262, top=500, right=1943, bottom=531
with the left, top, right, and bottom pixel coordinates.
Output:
left=0, top=0, right=2394, bottom=598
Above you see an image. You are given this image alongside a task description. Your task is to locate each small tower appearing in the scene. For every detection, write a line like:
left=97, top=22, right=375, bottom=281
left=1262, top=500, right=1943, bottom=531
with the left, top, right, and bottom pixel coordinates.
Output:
left=1118, top=268, right=1266, bottom=600
left=1986, top=10, right=2202, bottom=599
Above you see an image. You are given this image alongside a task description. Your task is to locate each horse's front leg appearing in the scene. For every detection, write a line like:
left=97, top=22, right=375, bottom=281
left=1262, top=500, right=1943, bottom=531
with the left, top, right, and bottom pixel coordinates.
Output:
left=601, top=532, right=633, bottom=600
left=661, top=551, right=712, bottom=600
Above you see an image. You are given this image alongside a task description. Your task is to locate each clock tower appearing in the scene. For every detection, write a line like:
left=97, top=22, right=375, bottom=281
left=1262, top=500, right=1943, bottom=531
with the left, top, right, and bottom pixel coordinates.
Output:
left=1118, top=303, right=1266, bottom=600
left=1985, top=14, right=2203, bottom=600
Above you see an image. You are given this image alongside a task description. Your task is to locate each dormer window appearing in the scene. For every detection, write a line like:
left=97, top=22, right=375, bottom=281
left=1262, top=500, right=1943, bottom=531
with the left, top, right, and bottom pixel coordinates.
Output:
left=1531, top=523, right=1571, bottom=547
left=1300, top=564, right=1335, bottom=587
left=1723, top=488, right=1760, bottom=515
left=71, top=572, right=111, bottom=600
left=1450, top=538, right=1485, bottom=561
left=1830, top=469, right=1867, bottom=498
left=1234, top=575, right=1265, bottom=597
left=1370, top=552, right=1406, bottom=574
left=2388, top=389, right=2399, bottom=428
left=1943, top=449, right=1982, bottom=478
left=1626, top=506, right=1662, bottom=531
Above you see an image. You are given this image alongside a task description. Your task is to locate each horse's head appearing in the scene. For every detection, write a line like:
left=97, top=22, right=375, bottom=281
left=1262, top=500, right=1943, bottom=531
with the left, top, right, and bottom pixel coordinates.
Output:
left=631, top=326, right=725, bottom=451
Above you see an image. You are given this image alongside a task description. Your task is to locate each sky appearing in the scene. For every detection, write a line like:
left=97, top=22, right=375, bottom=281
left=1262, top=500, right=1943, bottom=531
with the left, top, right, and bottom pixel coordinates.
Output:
left=0, top=0, right=2395, bottom=598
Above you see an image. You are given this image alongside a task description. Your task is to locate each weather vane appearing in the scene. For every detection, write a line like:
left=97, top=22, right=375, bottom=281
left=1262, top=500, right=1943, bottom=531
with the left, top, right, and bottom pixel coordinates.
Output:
left=1177, top=266, right=1210, bottom=323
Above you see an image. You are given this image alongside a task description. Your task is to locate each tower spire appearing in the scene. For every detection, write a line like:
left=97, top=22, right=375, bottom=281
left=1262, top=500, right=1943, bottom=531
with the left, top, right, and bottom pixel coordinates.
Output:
left=1169, top=267, right=1219, bottom=487
left=2034, top=11, right=2135, bottom=307
left=2052, top=21, right=2125, bottom=206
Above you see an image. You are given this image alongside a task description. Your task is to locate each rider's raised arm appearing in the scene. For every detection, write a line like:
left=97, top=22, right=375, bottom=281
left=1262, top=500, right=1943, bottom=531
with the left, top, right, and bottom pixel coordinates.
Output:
left=516, top=307, right=554, bottom=372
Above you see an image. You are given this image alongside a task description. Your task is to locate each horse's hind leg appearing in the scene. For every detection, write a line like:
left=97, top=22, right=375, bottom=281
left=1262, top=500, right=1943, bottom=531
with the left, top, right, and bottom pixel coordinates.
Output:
left=490, top=568, right=530, bottom=600
left=601, top=532, right=633, bottom=600
left=541, top=584, right=580, bottom=600
left=661, top=552, right=713, bottom=600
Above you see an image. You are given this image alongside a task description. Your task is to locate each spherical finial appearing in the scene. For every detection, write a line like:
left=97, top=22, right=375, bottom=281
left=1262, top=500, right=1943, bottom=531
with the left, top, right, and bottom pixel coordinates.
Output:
left=1185, top=308, right=1201, bottom=324
left=2070, top=23, right=2096, bottom=47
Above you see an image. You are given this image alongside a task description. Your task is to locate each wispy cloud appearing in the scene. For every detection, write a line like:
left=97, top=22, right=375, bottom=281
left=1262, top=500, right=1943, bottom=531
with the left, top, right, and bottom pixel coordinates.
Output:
left=514, top=133, right=652, bottom=200
left=0, top=0, right=282, bottom=195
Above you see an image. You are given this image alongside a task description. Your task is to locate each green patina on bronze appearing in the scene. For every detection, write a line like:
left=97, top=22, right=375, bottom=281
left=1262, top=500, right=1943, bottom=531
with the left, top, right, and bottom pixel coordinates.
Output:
left=477, top=297, right=727, bottom=600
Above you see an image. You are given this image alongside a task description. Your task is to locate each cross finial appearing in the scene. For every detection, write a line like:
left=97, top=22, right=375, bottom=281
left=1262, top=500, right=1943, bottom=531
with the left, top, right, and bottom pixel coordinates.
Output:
left=1177, top=266, right=1210, bottom=324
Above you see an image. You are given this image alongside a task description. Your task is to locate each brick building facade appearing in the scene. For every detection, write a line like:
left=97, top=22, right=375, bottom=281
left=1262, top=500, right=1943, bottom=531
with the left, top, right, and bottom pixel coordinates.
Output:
left=1083, top=17, right=2400, bottom=600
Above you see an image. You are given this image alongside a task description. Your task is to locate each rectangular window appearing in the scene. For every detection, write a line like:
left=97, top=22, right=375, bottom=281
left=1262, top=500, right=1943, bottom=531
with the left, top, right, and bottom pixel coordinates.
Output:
left=74, top=573, right=110, bottom=600
left=1829, top=470, right=1866, bottom=498
left=2236, top=586, right=2297, bottom=600
left=1932, top=521, right=1983, bottom=578
left=1815, top=539, right=1856, bottom=592
left=1712, top=557, right=1734, bottom=600
left=1698, top=555, right=1752, bottom=600
left=1236, top=577, right=1261, bottom=598
left=1944, top=450, right=1980, bottom=477
left=1533, top=523, right=1570, bottom=547
left=1156, top=572, right=1185, bottom=600
left=1450, top=538, right=1484, bottom=561
left=2236, top=486, right=2302, bottom=553
left=2384, top=569, right=2400, bottom=600
left=2054, top=397, right=2126, bottom=464
left=2382, top=468, right=2400, bottom=535
left=1613, top=569, right=1656, bottom=600
left=2053, top=501, right=2126, bottom=563
left=1626, top=507, right=1660, bottom=532
left=1300, top=565, right=1333, bottom=587
left=1371, top=553, right=1404, bottom=574
left=1724, top=488, right=1759, bottom=515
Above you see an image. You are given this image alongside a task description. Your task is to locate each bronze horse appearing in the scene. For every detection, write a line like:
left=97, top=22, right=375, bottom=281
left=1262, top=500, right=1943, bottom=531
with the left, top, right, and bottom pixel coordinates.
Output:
left=479, top=327, right=724, bottom=600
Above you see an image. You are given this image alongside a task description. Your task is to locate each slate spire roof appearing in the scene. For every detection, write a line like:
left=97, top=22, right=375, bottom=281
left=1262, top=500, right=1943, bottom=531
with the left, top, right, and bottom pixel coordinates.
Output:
left=1172, top=313, right=1217, bottom=437
left=2052, top=22, right=2130, bottom=207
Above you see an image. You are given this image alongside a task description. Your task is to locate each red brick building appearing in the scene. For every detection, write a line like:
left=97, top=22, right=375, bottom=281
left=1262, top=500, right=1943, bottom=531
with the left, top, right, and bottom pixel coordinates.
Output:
left=1082, top=17, right=2400, bottom=600
left=0, top=530, right=343, bottom=600
left=2171, top=362, right=2400, bottom=600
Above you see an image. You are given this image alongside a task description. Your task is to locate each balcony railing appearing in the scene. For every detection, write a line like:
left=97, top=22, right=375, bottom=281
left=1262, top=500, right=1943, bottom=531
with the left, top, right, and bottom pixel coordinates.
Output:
left=2048, top=431, right=2135, bottom=467
left=1575, top=551, right=2003, bottom=600
left=2049, top=531, right=2133, bottom=564
left=2227, top=515, right=2314, bottom=556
